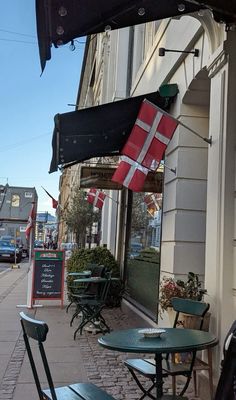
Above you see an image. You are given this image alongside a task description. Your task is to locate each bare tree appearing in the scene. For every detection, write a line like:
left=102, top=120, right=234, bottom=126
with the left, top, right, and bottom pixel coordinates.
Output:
left=64, top=187, right=100, bottom=248
left=131, top=193, right=149, bottom=232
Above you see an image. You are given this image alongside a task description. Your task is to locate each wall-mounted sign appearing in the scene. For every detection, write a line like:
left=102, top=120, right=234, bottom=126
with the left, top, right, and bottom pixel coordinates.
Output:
left=80, top=166, right=122, bottom=190
left=79, top=166, right=163, bottom=192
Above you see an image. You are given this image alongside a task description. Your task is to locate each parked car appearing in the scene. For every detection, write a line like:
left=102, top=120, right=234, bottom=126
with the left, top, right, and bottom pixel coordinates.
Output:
left=0, top=240, right=22, bottom=263
left=0, top=236, right=23, bottom=260
left=129, top=242, right=142, bottom=259
left=34, top=240, right=44, bottom=249
left=0, top=235, right=15, bottom=243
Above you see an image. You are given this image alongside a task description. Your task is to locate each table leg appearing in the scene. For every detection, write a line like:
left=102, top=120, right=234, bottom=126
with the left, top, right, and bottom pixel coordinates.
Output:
left=155, top=353, right=163, bottom=398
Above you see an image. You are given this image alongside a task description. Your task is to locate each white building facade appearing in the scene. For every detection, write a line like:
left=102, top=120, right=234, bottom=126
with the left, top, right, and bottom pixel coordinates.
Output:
left=75, top=10, right=236, bottom=378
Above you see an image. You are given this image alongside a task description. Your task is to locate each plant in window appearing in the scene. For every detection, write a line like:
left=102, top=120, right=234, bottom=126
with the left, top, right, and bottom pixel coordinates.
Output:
left=159, top=272, right=207, bottom=316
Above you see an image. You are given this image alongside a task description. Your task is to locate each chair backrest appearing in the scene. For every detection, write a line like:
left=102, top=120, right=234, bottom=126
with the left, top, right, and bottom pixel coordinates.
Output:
left=171, top=297, right=210, bottom=330
left=214, top=334, right=236, bottom=400
left=87, top=263, right=99, bottom=273
left=100, top=271, right=112, bottom=303
left=90, top=264, right=106, bottom=278
left=20, top=312, right=57, bottom=400
left=85, top=265, right=107, bottom=296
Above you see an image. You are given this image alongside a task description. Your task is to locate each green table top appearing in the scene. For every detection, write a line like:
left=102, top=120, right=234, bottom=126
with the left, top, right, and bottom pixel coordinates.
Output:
left=68, top=271, right=91, bottom=277
left=74, top=277, right=119, bottom=283
left=98, top=328, right=218, bottom=354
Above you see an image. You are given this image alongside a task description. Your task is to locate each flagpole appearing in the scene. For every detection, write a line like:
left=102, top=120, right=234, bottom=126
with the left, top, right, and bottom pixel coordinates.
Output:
left=178, top=119, right=212, bottom=145
left=17, top=204, right=42, bottom=309
left=162, top=163, right=176, bottom=174
left=104, top=193, right=119, bottom=204
left=151, top=101, right=212, bottom=145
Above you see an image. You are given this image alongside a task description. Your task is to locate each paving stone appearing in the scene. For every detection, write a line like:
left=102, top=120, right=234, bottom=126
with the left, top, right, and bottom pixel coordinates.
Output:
left=0, top=265, right=208, bottom=400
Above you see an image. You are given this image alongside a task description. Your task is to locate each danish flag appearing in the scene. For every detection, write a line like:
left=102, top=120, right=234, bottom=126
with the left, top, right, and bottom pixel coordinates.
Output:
left=25, top=203, right=36, bottom=240
left=111, top=156, right=149, bottom=192
left=42, top=187, right=58, bottom=209
left=121, top=99, right=179, bottom=170
left=144, top=193, right=162, bottom=216
left=87, top=188, right=106, bottom=209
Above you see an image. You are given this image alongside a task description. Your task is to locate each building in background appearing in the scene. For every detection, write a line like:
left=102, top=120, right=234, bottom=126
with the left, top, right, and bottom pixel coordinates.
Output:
left=0, top=184, right=38, bottom=256
left=35, top=212, right=57, bottom=244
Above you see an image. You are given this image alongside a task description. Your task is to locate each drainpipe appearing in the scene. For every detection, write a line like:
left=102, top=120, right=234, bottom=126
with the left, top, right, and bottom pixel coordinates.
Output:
left=126, top=26, right=134, bottom=98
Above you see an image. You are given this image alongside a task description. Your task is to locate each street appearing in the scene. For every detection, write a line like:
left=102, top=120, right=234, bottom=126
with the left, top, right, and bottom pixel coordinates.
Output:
left=0, top=258, right=27, bottom=273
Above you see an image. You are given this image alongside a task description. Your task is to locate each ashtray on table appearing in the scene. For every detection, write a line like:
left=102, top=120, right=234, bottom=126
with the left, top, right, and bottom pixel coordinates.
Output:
left=138, top=328, right=166, bottom=338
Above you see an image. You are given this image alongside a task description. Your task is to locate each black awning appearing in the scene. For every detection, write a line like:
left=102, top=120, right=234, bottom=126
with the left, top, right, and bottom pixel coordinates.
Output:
left=186, top=0, right=236, bottom=23
left=36, top=1, right=236, bottom=71
left=49, top=90, right=175, bottom=173
left=36, top=0, right=203, bottom=71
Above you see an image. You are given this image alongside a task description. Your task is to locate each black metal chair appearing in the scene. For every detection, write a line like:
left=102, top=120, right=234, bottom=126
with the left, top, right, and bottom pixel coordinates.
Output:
left=20, top=311, right=116, bottom=400
left=124, top=297, right=210, bottom=399
left=73, top=271, right=112, bottom=339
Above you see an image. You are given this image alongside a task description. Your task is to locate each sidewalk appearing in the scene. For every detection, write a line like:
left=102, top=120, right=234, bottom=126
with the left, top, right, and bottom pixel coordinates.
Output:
left=0, top=262, right=205, bottom=400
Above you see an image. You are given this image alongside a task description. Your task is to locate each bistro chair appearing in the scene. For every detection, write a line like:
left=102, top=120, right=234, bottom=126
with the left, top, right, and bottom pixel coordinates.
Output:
left=73, top=271, right=112, bottom=339
left=66, top=263, right=99, bottom=313
left=69, top=264, right=106, bottom=326
left=20, top=311, right=116, bottom=400
left=124, top=297, right=210, bottom=399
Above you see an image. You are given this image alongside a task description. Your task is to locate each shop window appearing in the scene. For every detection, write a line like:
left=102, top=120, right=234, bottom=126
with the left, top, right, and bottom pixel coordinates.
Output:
left=125, top=192, right=163, bottom=317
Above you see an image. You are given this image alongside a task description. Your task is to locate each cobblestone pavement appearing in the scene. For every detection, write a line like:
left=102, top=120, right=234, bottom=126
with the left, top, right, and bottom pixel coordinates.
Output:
left=0, top=265, right=28, bottom=400
left=70, top=307, right=205, bottom=400
left=0, top=266, right=207, bottom=400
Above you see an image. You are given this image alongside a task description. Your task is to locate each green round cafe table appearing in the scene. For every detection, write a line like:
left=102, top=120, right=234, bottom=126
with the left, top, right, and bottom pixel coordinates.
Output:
left=98, top=328, right=218, bottom=398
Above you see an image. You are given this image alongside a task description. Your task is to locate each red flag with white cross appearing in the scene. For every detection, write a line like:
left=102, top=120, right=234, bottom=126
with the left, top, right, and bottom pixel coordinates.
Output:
left=87, top=188, right=106, bottom=209
left=25, top=203, right=36, bottom=240
left=144, top=193, right=162, bottom=216
left=111, top=156, right=149, bottom=192
left=121, top=99, right=179, bottom=170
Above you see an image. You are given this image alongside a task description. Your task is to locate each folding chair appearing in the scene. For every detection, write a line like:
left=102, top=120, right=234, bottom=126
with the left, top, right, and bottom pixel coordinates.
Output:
left=69, top=265, right=106, bottom=326
left=20, top=311, right=116, bottom=400
left=73, top=271, right=112, bottom=339
left=124, top=297, right=210, bottom=399
left=66, top=263, right=99, bottom=313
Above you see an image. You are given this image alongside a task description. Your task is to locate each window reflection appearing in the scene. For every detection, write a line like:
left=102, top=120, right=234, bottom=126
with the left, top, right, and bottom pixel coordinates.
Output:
left=126, top=191, right=163, bottom=316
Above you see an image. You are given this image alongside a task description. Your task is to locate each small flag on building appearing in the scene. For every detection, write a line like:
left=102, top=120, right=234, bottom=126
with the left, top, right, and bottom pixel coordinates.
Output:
left=112, top=156, right=149, bottom=192
left=144, top=193, right=162, bottom=216
left=42, top=187, right=58, bottom=209
left=25, top=203, right=36, bottom=240
left=87, top=188, right=106, bottom=209
left=121, top=99, right=179, bottom=170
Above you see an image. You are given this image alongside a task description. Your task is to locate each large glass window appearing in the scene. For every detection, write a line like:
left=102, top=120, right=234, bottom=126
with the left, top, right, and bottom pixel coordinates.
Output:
left=125, top=191, right=163, bottom=318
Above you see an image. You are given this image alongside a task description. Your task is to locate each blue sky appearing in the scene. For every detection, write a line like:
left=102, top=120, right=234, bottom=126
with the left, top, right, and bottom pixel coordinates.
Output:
left=0, top=1, right=84, bottom=214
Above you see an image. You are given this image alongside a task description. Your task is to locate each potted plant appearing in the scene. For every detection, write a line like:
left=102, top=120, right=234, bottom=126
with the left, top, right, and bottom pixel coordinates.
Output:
left=66, top=246, right=124, bottom=307
left=159, top=272, right=208, bottom=328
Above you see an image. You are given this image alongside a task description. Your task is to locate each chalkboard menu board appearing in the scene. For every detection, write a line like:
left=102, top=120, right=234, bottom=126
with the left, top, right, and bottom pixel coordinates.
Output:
left=32, top=251, right=65, bottom=306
